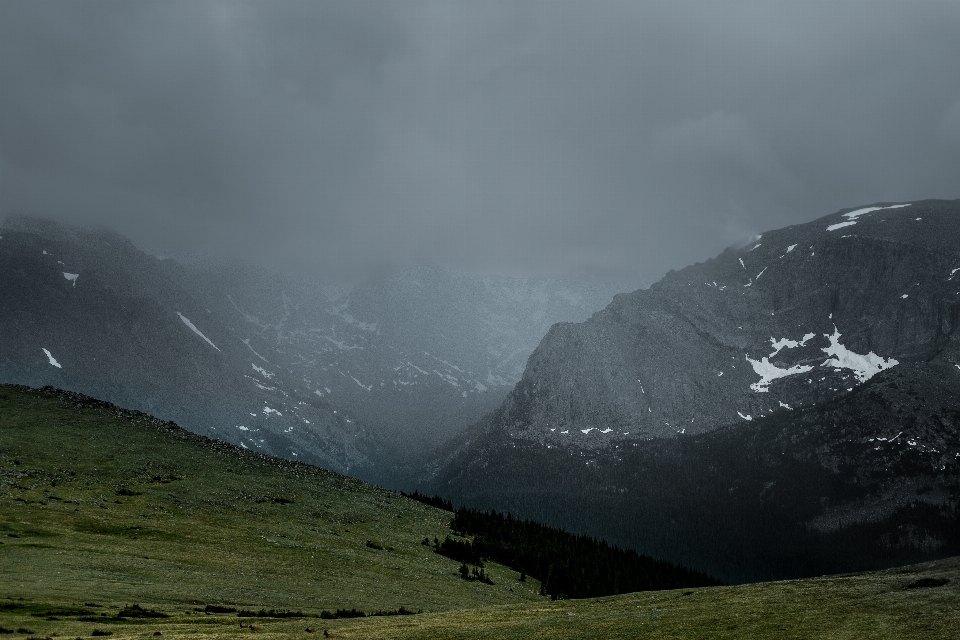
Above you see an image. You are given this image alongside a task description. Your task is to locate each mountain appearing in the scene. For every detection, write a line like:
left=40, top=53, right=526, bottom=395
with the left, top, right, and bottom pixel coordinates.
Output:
left=171, top=259, right=633, bottom=465
left=0, top=216, right=370, bottom=474
left=425, top=199, right=960, bottom=582
left=0, top=214, right=632, bottom=483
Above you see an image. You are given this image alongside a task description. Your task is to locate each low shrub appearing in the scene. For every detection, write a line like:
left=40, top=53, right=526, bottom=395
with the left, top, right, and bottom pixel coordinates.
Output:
left=117, top=604, right=168, bottom=619
left=196, top=605, right=237, bottom=614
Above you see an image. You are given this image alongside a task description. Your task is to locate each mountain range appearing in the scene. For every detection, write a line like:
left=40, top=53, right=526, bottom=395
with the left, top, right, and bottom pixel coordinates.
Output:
left=0, top=214, right=631, bottom=485
left=3, top=200, right=959, bottom=583
left=424, top=199, right=960, bottom=582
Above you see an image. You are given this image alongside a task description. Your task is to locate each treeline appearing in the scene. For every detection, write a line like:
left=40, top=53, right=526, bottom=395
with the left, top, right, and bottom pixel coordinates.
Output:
left=436, top=507, right=722, bottom=599
left=401, top=490, right=453, bottom=512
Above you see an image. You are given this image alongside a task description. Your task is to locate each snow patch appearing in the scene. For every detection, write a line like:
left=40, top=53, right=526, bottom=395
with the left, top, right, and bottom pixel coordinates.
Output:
left=600, top=428, right=613, bottom=434
left=262, top=406, right=282, bottom=416
left=252, top=363, right=275, bottom=379
left=242, top=338, right=268, bottom=362
left=901, top=294, right=908, bottom=299
left=826, top=221, right=858, bottom=232
left=748, top=243, right=761, bottom=251
left=739, top=258, right=745, bottom=269
left=236, top=426, right=250, bottom=431
left=746, top=355, right=813, bottom=392
left=41, top=348, right=62, bottom=368
left=779, top=401, right=792, bottom=410
left=821, top=326, right=898, bottom=383
left=737, top=411, right=753, bottom=421
left=581, top=428, right=594, bottom=435
left=842, top=203, right=911, bottom=220
left=176, top=312, right=220, bottom=351
left=768, top=333, right=815, bottom=357
left=62, top=272, right=79, bottom=287
left=785, top=244, right=796, bottom=253
left=828, top=203, right=911, bottom=231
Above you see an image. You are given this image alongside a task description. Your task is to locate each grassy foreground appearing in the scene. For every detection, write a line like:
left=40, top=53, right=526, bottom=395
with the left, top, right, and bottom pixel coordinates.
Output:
left=0, top=385, right=542, bottom=613
left=2, top=384, right=958, bottom=639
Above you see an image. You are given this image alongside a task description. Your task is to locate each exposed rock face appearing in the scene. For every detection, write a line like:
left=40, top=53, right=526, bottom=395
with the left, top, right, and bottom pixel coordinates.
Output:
left=493, top=200, right=960, bottom=447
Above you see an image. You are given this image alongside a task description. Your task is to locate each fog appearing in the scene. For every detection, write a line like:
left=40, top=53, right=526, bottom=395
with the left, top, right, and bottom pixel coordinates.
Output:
left=3, top=0, right=959, bottom=282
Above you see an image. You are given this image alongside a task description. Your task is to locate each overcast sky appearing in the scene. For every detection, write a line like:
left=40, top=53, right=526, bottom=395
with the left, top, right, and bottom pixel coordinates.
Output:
left=2, top=1, right=959, bottom=282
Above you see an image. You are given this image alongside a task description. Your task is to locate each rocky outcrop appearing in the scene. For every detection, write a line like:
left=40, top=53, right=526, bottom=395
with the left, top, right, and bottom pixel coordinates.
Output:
left=491, top=200, right=960, bottom=447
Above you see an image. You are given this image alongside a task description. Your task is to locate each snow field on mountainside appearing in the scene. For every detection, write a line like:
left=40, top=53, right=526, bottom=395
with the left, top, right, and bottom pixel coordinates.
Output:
left=769, top=334, right=814, bottom=357
left=746, top=326, right=897, bottom=392
left=821, top=327, right=898, bottom=383
left=176, top=312, right=220, bottom=351
left=41, top=348, right=61, bottom=368
left=252, top=363, right=275, bottom=378
left=827, top=203, right=911, bottom=231
left=746, top=356, right=813, bottom=392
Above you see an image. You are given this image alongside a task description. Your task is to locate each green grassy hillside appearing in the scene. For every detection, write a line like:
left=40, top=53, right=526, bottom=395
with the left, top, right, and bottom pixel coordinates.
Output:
left=0, top=384, right=542, bottom=613
left=2, top=384, right=958, bottom=639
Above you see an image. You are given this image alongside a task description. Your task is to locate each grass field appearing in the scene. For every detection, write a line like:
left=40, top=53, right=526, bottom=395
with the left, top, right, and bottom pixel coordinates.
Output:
left=0, top=385, right=543, bottom=613
left=2, top=384, right=958, bottom=639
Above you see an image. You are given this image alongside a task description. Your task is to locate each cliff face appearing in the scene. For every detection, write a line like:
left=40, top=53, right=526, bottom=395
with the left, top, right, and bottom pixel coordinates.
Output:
left=493, top=200, right=960, bottom=446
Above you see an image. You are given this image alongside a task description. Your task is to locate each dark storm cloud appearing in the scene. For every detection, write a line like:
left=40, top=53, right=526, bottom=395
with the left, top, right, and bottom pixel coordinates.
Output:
left=2, top=1, right=959, bottom=282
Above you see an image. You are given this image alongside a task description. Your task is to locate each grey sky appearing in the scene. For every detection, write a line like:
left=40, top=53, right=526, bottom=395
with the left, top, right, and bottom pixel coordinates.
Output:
left=2, top=1, right=959, bottom=282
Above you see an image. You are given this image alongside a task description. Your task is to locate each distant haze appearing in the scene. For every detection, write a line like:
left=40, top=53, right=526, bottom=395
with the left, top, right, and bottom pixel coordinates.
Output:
left=2, top=1, right=959, bottom=283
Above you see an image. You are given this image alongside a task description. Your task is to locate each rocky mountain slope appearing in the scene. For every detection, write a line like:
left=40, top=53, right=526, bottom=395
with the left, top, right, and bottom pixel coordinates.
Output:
left=425, top=199, right=960, bottom=582
left=0, top=215, right=629, bottom=483
left=470, top=199, right=960, bottom=447
left=172, top=259, right=630, bottom=461
left=0, top=217, right=370, bottom=473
